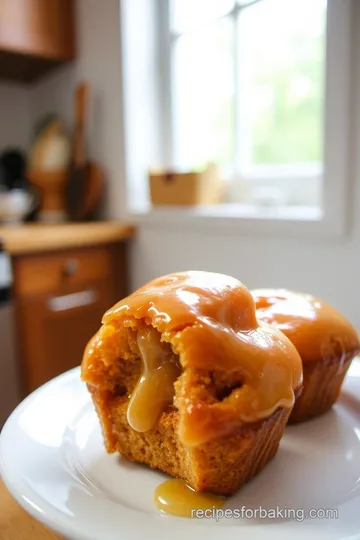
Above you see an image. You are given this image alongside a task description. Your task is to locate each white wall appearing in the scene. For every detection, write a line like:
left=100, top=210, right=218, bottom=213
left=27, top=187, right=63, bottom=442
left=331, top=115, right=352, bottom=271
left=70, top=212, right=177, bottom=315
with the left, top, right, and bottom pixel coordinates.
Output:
left=29, top=0, right=126, bottom=218
left=130, top=1, right=360, bottom=329
left=0, top=82, right=31, bottom=152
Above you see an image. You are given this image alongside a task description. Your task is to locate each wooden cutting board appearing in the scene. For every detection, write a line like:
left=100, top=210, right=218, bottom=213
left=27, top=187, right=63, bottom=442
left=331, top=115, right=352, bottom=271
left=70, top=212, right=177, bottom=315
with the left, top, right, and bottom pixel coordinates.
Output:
left=0, top=477, right=64, bottom=540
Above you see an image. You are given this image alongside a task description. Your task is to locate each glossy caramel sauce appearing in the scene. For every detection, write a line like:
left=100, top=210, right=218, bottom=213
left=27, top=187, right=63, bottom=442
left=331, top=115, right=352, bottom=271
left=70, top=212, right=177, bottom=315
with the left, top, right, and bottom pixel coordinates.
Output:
left=96, top=272, right=302, bottom=446
left=252, top=289, right=360, bottom=364
left=127, top=326, right=181, bottom=431
left=154, top=479, right=224, bottom=517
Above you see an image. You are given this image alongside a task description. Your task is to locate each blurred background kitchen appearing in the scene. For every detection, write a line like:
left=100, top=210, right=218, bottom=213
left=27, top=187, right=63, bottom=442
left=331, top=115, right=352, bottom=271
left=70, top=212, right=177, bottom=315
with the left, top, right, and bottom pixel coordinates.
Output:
left=0, top=0, right=357, bottom=425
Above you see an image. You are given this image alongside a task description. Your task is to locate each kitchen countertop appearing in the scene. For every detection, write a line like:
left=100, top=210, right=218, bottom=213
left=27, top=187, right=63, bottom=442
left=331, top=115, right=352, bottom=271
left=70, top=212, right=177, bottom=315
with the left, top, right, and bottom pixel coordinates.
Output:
left=0, top=477, right=63, bottom=540
left=0, top=221, right=135, bottom=255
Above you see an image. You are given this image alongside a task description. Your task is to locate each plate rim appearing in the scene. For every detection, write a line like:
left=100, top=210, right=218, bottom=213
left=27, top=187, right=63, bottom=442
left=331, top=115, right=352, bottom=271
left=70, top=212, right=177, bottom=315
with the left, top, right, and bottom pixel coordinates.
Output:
left=0, top=369, right=89, bottom=540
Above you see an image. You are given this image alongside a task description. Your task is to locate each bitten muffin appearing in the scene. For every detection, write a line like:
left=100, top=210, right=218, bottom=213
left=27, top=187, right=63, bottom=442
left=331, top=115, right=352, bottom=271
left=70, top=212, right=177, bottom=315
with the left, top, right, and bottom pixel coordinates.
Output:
left=252, top=289, right=360, bottom=424
left=82, top=272, right=302, bottom=495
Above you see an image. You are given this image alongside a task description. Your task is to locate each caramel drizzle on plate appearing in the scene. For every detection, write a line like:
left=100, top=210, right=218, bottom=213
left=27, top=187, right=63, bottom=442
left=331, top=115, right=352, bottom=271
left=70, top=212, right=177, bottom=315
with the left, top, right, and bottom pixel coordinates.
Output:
left=154, top=479, right=224, bottom=518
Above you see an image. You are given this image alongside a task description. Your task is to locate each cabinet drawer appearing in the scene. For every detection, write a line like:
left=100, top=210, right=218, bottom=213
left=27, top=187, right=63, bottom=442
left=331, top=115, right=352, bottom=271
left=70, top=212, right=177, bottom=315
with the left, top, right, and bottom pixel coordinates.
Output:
left=14, top=247, right=112, bottom=296
left=17, top=278, right=115, bottom=393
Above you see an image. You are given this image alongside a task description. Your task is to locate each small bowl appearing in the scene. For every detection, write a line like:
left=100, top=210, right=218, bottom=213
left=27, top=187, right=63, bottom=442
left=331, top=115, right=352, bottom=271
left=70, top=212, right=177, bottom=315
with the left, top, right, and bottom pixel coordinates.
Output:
left=0, top=189, right=37, bottom=225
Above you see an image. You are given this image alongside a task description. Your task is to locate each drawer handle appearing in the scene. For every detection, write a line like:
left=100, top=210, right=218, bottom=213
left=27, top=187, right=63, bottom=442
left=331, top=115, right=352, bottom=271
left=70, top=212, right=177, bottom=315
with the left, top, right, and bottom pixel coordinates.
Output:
left=62, top=258, right=79, bottom=277
left=48, top=290, right=97, bottom=312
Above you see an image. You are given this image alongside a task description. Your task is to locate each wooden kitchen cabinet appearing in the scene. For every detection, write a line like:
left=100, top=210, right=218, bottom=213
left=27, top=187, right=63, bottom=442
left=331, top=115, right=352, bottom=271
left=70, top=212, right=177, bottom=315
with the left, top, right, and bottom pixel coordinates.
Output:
left=0, top=0, right=76, bottom=82
left=12, top=242, right=128, bottom=395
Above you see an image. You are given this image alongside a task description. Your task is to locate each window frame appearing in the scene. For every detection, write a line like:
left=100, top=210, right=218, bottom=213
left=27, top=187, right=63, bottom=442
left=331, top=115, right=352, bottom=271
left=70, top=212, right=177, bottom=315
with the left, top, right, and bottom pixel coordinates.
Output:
left=119, top=0, right=353, bottom=237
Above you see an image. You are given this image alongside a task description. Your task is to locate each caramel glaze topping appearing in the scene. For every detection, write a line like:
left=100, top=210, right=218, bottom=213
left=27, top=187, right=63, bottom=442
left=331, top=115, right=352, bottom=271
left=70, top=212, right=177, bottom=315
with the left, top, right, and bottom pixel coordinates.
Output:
left=252, top=289, right=360, bottom=364
left=82, top=272, right=303, bottom=447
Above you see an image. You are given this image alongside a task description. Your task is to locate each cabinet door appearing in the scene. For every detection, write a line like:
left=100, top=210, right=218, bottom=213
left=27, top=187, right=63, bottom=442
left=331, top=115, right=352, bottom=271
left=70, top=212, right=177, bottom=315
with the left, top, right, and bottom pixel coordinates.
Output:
left=17, top=279, right=114, bottom=395
left=0, top=0, right=75, bottom=59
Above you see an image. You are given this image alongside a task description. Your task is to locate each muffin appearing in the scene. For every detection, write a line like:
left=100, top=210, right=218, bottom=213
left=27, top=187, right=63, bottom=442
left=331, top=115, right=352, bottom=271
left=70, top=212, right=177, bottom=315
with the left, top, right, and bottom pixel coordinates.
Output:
left=252, top=289, right=360, bottom=423
left=82, top=272, right=302, bottom=495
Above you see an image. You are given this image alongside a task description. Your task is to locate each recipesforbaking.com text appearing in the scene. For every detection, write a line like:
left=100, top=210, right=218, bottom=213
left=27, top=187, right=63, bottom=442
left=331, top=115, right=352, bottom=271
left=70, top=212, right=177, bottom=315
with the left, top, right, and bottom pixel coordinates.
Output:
left=191, top=506, right=339, bottom=522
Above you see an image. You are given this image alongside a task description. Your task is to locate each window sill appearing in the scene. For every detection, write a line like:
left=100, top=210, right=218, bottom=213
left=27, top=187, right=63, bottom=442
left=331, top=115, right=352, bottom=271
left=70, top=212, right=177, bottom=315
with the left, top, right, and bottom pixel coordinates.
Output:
left=125, top=203, right=347, bottom=238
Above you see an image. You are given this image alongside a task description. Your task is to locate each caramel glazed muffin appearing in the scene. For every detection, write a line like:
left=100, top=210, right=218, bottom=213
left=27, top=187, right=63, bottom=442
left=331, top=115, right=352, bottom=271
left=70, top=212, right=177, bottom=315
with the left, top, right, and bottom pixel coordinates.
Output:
left=82, top=272, right=302, bottom=495
left=252, top=289, right=360, bottom=423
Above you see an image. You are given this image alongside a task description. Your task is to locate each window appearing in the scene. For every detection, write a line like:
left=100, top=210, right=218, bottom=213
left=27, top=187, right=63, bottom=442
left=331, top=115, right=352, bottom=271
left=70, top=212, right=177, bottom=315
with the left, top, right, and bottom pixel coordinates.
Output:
left=162, top=0, right=327, bottom=206
left=120, top=0, right=351, bottom=235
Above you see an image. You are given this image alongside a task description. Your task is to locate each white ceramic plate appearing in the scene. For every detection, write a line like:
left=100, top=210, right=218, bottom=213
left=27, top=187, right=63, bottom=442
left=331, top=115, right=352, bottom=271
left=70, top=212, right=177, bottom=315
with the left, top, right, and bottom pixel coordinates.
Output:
left=1, top=363, right=360, bottom=540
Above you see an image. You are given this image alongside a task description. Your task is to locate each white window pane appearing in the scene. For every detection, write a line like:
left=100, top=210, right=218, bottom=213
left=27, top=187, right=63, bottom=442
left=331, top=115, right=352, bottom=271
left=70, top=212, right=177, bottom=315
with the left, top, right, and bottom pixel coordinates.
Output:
left=237, top=0, right=326, bottom=168
left=171, top=0, right=234, bottom=33
left=172, top=18, right=234, bottom=169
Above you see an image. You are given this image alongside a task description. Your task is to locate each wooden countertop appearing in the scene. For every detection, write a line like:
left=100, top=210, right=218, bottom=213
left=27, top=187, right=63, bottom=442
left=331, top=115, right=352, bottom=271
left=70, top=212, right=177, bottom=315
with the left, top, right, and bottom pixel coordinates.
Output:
left=0, top=477, right=63, bottom=540
left=0, top=221, right=135, bottom=255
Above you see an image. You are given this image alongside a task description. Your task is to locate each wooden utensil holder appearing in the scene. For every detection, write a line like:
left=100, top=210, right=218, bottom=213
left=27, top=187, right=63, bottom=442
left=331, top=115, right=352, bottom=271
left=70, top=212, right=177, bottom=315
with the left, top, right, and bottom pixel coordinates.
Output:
left=28, top=169, right=69, bottom=222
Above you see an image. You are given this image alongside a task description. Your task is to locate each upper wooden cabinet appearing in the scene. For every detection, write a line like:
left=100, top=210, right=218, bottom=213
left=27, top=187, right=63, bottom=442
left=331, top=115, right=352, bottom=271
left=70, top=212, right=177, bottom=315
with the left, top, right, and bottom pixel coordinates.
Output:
left=0, top=0, right=76, bottom=83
